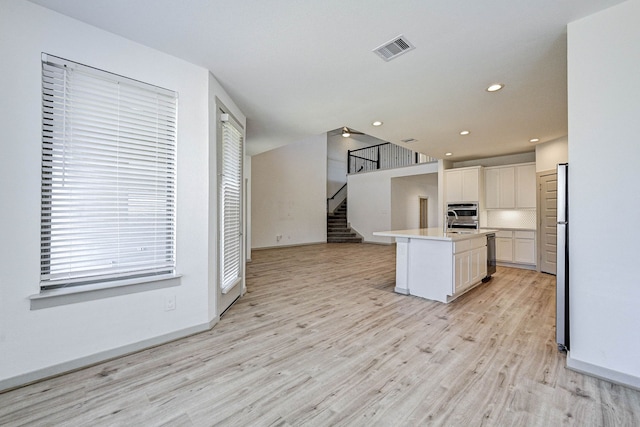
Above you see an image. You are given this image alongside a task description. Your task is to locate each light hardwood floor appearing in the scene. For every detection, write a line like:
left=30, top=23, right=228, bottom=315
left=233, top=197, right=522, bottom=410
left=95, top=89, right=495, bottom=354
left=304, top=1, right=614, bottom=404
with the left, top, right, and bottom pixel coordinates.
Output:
left=1, top=243, right=639, bottom=426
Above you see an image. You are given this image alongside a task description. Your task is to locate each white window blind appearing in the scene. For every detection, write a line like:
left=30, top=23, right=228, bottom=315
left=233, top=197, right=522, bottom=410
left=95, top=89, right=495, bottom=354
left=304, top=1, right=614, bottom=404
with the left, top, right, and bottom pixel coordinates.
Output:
left=219, top=115, right=243, bottom=294
left=40, top=54, right=178, bottom=290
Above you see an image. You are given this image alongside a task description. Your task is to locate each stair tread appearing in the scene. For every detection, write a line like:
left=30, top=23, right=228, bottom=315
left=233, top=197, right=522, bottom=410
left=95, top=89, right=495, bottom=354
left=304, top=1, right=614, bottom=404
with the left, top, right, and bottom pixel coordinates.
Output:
left=327, top=199, right=360, bottom=243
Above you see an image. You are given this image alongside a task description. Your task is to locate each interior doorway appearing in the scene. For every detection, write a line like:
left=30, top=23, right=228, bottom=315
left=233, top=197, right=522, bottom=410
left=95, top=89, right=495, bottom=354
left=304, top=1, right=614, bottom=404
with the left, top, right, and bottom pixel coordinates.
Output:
left=419, top=197, right=429, bottom=228
left=537, top=170, right=557, bottom=274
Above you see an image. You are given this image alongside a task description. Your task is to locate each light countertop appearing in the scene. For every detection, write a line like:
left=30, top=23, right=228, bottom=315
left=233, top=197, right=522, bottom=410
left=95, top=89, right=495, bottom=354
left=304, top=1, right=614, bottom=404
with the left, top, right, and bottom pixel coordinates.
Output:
left=482, top=227, right=536, bottom=232
left=373, top=228, right=498, bottom=242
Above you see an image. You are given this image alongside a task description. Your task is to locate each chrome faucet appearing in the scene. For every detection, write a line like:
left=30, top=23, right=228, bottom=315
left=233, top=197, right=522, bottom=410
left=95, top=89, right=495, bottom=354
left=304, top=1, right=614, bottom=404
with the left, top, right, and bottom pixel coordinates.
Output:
left=445, top=209, right=458, bottom=232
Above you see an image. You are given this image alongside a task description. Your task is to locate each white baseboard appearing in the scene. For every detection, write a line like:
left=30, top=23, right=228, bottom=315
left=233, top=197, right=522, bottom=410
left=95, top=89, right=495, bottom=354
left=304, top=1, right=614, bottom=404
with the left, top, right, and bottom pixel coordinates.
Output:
left=496, top=261, right=536, bottom=271
left=0, top=317, right=219, bottom=393
left=567, top=353, right=640, bottom=391
left=252, top=241, right=326, bottom=250
left=365, top=241, right=394, bottom=246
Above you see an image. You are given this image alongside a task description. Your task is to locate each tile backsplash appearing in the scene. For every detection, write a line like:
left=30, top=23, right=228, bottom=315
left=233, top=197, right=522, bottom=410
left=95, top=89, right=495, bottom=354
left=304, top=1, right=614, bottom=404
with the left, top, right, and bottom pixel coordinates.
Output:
left=484, top=210, right=536, bottom=229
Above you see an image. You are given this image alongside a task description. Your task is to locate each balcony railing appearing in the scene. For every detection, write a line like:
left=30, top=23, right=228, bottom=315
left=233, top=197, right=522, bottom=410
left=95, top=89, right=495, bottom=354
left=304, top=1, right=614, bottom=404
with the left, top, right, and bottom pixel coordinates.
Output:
left=348, top=142, right=437, bottom=174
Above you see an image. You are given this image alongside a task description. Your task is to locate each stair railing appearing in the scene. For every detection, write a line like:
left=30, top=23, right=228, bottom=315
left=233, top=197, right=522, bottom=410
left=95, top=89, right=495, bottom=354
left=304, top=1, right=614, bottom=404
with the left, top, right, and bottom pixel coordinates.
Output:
left=327, top=183, right=347, bottom=214
left=348, top=142, right=437, bottom=174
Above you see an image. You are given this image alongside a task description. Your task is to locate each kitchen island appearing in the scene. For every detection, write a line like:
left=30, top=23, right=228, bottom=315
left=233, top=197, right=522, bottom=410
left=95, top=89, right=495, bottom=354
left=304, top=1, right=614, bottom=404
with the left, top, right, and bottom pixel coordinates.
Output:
left=373, top=228, right=497, bottom=303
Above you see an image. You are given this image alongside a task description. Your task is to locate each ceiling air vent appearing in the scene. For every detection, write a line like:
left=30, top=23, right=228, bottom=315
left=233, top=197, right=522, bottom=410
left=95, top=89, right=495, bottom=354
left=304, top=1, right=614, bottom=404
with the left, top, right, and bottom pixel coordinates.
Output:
left=401, top=138, right=417, bottom=143
left=373, top=35, right=415, bottom=61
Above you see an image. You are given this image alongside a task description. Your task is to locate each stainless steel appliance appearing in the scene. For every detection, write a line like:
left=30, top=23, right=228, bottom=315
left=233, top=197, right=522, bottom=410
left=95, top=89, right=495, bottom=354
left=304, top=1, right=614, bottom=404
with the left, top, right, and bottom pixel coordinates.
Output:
left=484, top=233, right=496, bottom=282
left=446, top=202, right=479, bottom=229
left=556, top=163, right=569, bottom=352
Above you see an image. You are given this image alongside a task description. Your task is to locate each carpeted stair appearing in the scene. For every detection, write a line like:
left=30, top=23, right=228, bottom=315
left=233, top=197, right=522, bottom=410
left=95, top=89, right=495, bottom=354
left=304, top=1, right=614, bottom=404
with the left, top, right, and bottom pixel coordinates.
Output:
left=327, top=200, right=362, bottom=243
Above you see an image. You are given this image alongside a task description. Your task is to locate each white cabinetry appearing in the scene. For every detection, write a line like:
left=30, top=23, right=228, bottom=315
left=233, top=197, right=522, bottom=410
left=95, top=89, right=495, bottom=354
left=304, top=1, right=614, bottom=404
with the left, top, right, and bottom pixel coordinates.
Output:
left=445, top=166, right=482, bottom=203
left=496, top=231, right=514, bottom=261
left=495, top=230, right=536, bottom=267
left=514, top=231, right=536, bottom=264
left=453, top=237, right=487, bottom=294
left=382, top=231, right=491, bottom=303
left=515, top=164, right=536, bottom=208
left=484, top=163, right=535, bottom=209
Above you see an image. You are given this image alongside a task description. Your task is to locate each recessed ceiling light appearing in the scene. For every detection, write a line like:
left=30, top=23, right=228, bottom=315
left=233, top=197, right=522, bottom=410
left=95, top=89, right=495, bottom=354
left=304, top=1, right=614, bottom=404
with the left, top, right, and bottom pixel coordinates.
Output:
left=529, top=138, right=540, bottom=143
left=486, top=83, right=504, bottom=92
left=372, top=121, right=383, bottom=127
left=445, top=152, right=453, bottom=157
left=460, top=130, right=470, bottom=135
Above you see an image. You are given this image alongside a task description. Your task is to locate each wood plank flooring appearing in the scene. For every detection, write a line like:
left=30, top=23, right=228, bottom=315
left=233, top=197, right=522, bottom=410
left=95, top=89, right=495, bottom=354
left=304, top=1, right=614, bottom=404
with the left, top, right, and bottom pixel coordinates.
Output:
left=1, top=243, right=639, bottom=426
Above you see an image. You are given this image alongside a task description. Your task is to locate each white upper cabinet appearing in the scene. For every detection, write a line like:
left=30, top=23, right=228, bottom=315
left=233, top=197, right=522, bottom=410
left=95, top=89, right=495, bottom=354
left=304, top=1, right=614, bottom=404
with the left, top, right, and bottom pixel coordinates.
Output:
left=515, top=164, right=536, bottom=208
left=445, top=166, right=482, bottom=203
left=484, top=163, right=535, bottom=209
left=484, top=168, right=499, bottom=208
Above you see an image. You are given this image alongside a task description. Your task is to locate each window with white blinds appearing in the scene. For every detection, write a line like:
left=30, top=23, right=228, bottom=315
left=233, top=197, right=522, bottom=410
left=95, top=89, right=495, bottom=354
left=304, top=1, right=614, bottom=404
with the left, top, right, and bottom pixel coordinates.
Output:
left=219, top=114, right=243, bottom=294
left=40, top=54, right=178, bottom=290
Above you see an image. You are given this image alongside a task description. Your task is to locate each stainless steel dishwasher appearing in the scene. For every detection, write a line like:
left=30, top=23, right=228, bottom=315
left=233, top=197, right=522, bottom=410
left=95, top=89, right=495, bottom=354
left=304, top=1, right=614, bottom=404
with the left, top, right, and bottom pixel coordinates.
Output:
left=483, top=233, right=496, bottom=282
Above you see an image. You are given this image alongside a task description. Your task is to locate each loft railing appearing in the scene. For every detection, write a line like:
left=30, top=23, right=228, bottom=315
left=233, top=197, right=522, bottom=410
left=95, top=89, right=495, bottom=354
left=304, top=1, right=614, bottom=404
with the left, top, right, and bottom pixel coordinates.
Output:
left=348, top=142, right=437, bottom=174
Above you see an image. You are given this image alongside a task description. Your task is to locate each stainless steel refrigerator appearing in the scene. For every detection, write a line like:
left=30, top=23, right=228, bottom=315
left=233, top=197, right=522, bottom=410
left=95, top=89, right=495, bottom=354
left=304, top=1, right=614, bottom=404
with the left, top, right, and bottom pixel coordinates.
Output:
left=556, top=163, right=569, bottom=352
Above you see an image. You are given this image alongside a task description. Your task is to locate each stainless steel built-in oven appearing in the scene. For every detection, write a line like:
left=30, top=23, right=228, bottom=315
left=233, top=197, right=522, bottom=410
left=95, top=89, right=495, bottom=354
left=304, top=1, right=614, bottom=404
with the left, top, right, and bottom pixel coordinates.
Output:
left=446, top=202, right=479, bottom=229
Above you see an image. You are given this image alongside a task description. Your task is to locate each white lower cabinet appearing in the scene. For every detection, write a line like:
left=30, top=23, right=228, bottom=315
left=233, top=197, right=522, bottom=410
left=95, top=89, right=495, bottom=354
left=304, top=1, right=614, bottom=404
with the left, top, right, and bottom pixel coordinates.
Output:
left=514, top=231, right=536, bottom=264
left=454, top=252, right=470, bottom=292
left=453, top=237, right=487, bottom=294
left=392, top=233, right=492, bottom=303
left=496, top=236, right=513, bottom=262
left=495, top=230, right=536, bottom=267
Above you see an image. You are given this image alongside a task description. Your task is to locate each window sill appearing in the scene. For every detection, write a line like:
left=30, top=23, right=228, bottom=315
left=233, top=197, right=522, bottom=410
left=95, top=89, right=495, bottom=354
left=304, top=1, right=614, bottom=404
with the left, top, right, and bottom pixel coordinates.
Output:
left=30, top=274, right=182, bottom=310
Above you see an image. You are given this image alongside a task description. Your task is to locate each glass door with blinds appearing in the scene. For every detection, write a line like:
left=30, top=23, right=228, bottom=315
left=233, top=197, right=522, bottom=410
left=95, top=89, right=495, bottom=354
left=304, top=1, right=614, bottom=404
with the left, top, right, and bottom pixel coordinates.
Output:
left=217, top=109, right=244, bottom=315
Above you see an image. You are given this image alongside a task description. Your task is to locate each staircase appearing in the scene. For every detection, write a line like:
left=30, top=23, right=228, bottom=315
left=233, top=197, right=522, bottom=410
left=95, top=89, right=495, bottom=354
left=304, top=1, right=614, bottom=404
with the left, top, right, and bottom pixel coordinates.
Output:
left=327, top=200, right=362, bottom=243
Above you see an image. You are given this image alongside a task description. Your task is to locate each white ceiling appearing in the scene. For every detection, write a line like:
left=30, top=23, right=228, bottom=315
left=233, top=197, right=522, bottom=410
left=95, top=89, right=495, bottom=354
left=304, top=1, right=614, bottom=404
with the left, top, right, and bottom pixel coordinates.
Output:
left=29, top=0, right=625, bottom=160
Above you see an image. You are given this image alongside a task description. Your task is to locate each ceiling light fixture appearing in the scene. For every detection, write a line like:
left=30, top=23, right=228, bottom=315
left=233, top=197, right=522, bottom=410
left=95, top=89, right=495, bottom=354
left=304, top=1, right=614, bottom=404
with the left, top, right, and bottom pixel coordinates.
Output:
left=460, top=130, right=470, bottom=135
left=445, top=152, right=453, bottom=157
left=372, top=121, right=383, bottom=127
left=342, top=129, right=350, bottom=138
left=486, top=83, right=504, bottom=92
left=529, top=138, right=540, bottom=143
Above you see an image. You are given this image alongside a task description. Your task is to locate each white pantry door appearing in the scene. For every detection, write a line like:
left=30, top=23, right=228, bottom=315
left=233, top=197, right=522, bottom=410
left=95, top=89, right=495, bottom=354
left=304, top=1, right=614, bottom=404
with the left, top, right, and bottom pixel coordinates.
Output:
left=538, top=171, right=557, bottom=275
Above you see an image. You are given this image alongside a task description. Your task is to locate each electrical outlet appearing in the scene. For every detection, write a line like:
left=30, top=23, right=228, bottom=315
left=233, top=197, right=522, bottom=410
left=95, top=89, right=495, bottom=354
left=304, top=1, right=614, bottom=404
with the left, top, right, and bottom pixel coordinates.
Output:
left=165, top=295, right=176, bottom=311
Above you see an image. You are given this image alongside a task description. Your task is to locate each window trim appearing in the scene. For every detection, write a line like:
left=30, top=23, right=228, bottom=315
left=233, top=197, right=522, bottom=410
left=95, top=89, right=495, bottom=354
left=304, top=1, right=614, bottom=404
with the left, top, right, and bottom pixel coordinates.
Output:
left=30, top=273, right=182, bottom=310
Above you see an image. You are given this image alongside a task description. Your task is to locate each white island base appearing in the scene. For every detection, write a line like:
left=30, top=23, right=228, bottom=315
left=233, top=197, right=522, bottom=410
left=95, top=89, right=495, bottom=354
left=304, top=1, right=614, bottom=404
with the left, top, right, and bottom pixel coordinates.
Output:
left=373, top=228, right=495, bottom=303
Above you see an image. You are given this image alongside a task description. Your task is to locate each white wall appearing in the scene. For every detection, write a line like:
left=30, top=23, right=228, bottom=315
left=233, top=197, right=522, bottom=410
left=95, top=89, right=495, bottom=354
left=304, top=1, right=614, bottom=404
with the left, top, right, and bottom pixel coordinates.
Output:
left=453, top=152, right=535, bottom=168
left=326, top=133, right=370, bottom=197
left=390, top=175, right=439, bottom=230
left=535, top=136, right=568, bottom=172
left=348, top=163, right=439, bottom=243
left=0, top=0, right=244, bottom=390
left=567, top=0, right=640, bottom=388
left=251, top=134, right=327, bottom=248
